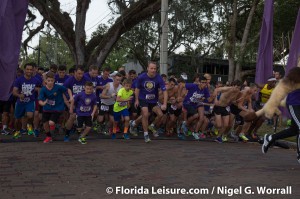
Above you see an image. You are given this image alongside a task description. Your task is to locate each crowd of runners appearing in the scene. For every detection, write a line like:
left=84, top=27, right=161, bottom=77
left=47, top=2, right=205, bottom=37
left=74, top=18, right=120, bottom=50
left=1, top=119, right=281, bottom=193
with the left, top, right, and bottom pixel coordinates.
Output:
left=0, top=61, right=284, bottom=146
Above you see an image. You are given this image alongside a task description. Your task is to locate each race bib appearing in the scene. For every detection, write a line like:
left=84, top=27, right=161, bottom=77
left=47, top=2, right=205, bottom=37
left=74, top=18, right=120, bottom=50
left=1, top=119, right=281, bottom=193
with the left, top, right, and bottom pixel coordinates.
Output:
left=21, top=97, right=30, bottom=103
left=146, top=94, right=155, bottom=100
left=47, top=100, right=55, bottom=106
left=226, top=106, right=230, bottom=112
left=119, top=102, right=127, bottom=107
left=171, top=104, right=177, bottom=110
left=80, top=106, right=91, bottom=112
left=100, top=104, right=109, bottom=111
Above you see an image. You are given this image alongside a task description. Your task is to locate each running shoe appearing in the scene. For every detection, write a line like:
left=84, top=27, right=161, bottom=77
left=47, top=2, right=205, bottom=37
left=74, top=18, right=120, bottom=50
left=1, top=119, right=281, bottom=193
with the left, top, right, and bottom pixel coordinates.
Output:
left=230, top=131, right=239, bottom=141
left=64, top=136, right=70, bottom=142
left=13, top=131, right=21, bottom=139
left=20, top=129, right=28, bottom=135
left=43, top=136, right=53, bottom=143
left=78, top=137, right=87, bottom=144
left=123, top=133, right=130, bottom=140
left=27, top=125, right=34, bottom=135
left=33, top=129, right=40, bottom=137
left=129, top=120, right=138, bottom=136
left=111, top=133, right=116, bottom=140
left=297, top=154, right=300, bottom=164
left=181, top=122, right=188, bottom=134
left=222, top=135, right=228, bottom=142
left=199, top=132, right=206, bottom=139
left=144, top=134, right=151, bottom=143
left=148, top=125, right=157, bottom=134
left=187, top=130, right=192, bottom=136
left=192, top=132, right=200, bottom=140
left=1, top=128, right=11, bottom=135
left=251, top=132, right=258, bottom=140
left=262, top=134, right=272, bottom=154
left=239, top=133, right=249, bottom=142
left=215, top=136, right=223, bottom=143
left=214, top=128, right=219, bottom=136
left=177, top=133, right=186, bottom=140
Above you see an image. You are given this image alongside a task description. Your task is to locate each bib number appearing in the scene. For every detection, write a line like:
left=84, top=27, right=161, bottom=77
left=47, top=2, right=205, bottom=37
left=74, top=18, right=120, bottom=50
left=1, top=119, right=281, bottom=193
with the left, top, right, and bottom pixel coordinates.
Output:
left=80, top=106, right=91, bottom=112
left=47, top=100, right=55, bottom=106
left=100, top=105, right=109, bottom=111
left=146, top=94, right=155, bottom=100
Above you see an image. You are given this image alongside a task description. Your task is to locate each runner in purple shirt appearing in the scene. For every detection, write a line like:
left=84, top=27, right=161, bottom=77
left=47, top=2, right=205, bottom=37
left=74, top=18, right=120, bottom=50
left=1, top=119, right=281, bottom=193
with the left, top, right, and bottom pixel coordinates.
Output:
left=70, top=82, right=97, bottom=144
left=178, top=76, right=215, bottom=140
left=63, top=66, right=88, bottom=141
left=129, top=61, right=168, bottom=143
left=84, top=65, right=99, bottom=89
left=12, top=63, right=42, bottom=139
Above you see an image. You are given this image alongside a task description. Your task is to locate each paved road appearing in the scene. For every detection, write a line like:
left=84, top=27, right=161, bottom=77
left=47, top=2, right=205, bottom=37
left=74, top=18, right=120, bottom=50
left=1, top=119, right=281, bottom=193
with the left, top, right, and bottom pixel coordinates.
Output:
left=0, top=135, right=299, bottom=199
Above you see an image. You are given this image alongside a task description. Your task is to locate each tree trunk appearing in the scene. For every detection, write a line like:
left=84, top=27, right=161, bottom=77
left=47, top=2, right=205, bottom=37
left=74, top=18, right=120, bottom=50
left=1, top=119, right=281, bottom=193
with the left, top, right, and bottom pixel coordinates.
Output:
left=235, top=0, right=259, bottom=80
left=75, top=0, right=89, bottom=65
left=227, top=0, right=237, bottom=82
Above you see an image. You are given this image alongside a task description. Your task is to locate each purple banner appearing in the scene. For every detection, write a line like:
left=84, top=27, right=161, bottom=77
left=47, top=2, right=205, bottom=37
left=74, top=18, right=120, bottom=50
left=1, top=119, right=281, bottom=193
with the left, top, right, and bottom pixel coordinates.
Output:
left=286, top=8, right=300, bottom=73
left=0, top=0, right=28, bottom=100
left=255, top=0, right=274, bottom=85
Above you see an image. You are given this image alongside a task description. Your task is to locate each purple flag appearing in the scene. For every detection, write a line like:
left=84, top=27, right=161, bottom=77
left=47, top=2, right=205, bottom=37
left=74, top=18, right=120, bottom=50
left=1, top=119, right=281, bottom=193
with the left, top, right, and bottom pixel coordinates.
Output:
left=286, top=8, right=300, bottom=73
left=255, top=0, right=274, bottom=84
left=0, top=0, right=28, bottom=100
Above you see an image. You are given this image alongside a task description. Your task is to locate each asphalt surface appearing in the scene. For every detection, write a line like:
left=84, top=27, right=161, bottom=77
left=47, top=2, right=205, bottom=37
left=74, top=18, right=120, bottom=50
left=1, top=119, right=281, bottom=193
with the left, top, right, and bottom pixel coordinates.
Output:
left=0, top=133, right=299, bottom=199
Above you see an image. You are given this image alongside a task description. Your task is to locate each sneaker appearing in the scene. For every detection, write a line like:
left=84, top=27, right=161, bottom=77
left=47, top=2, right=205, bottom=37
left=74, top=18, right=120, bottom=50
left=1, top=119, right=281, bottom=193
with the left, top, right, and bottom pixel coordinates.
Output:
left=214, top=128, right=219, bottom=136
left=181, top=122, right=188, bottom=134
left=192, top=132, right=200, bottom=140
left=111, top=133, right=116, bottom=139
left=1, top=128, right=11, bottom=135
left=199, top=132, right=206, bottom=139
left=187, top=130, right=192, bottom=136
left=33, top=129, right=40, bottom=137
left=251, top=132, right=258, bottom=140
left=148, top=125, right=157, bottom=134
left=177, top=133, right=186, bottom=140
left=129, top=120, right=138, bottom=136
left=43, top=136, right=53, bottom=143
left=153, top=131, right=159, bottom=138
left=297, top=154, right=300, bottom=164
left=78, top=137, right=87, bottom=144
left=230, top=131, right=239, bottom=141
left=215, top=136, right=223, bottom=143
left=239, top=133, right=249, bottom=142
left=20, top=129, right=27, bottom=135
left=27, top=125, right=33, bottom=135
left=222, top=135, right=228, bottom=142
left=123, top=133, right=130, bottom=140
left=144, top=134, right=151, bottom=143
left=13, top=131, right=21, bottom=139
left=262, top=134, right=272, bottom=154
left=157, top=128, right=165, bottom=134
left=64, top=136, right=70, bottom=142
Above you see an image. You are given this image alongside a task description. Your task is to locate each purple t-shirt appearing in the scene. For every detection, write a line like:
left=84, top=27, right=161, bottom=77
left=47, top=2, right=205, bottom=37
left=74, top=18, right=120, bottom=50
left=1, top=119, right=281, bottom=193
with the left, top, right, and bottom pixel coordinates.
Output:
left=183, top=83, right=210, bottom=108
left=34, top=74, right=43, bottom=83
left=13, top=75, right=42, bottom=104
left=84, top=72, right=99, bottom=88
left=136, top=73, right=166, bottom=103
left=74, top=91, right=97, bottom=116
left=55, top=74, right=70, bottom=86
left=63, top=76, right=87, bottom=97
left=286, top=89, right=300, bottom=106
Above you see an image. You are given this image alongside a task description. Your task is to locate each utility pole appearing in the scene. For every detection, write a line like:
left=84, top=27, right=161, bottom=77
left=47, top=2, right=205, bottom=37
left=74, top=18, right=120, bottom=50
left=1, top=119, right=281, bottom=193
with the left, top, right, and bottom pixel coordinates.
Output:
left=159, top=0, right=168, bottom=76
